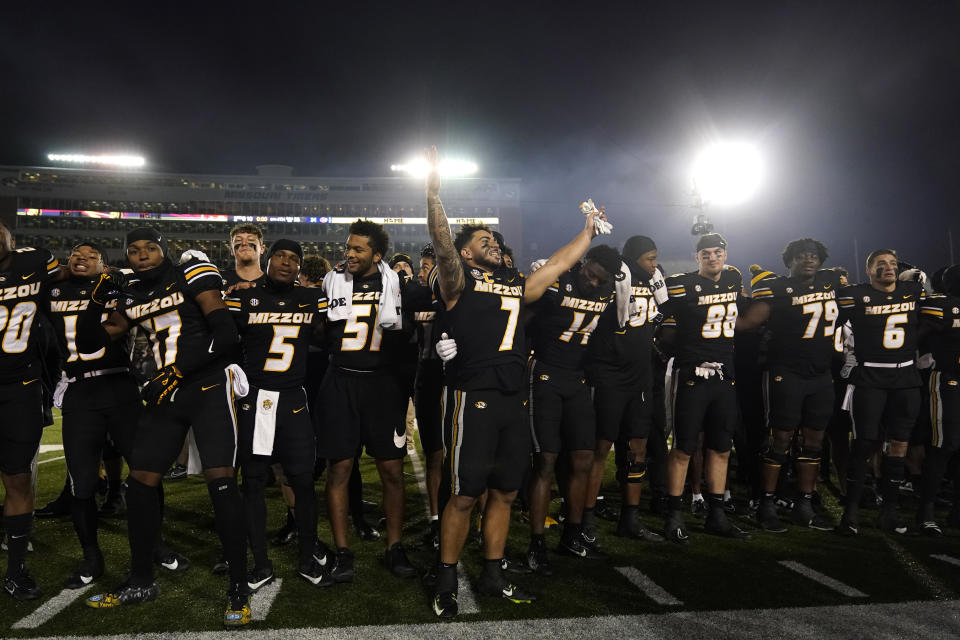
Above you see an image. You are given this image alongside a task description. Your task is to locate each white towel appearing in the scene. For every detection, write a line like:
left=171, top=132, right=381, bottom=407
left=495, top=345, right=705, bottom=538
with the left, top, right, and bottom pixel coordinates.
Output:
left=253, top=389, right=280, bottom=456
left=615, top=262, right=633, bottom=328
left=53, top=375, right=69, bottom=409
left=323, top=260, right=402, bottom=329
left=226, top=363, right=249, bottom=398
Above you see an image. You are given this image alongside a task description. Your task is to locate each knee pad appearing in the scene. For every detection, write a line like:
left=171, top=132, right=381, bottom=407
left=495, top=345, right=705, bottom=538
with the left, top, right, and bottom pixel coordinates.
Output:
left=625, top=459, right=647, bottom=484
left=797, top=446, right=823, bottom=465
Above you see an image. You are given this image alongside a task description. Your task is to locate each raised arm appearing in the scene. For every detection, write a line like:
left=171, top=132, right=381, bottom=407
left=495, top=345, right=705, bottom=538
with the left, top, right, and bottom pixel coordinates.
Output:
left=523, top=210, right=600, bottom=304
left=424, top=146, right=465, bottom=308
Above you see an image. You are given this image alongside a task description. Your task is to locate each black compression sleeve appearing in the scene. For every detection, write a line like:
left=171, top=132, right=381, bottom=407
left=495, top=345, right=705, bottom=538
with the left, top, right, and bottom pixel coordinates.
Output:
left=76, top=302, right=112, bottom=353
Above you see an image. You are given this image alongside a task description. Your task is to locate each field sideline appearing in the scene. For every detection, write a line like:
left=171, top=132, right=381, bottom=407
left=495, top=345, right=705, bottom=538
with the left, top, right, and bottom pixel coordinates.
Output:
left=2, top=412, right=959, bottom=638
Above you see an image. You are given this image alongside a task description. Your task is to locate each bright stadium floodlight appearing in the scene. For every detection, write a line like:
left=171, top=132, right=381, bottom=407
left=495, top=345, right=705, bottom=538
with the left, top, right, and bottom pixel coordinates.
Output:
left=391, top=157, right=478, bottom=178
left=690, top=142, right=763, bottom=207
left=47, top=153, right=146, bottom=168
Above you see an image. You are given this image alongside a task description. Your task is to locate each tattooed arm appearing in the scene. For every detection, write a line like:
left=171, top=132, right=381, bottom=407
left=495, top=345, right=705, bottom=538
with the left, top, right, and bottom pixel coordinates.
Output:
left=425, top=146, right=465, bottom=309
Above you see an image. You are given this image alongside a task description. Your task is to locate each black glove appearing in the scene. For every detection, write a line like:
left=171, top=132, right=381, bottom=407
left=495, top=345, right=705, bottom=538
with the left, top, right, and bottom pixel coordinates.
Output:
left=142, top=365, right=183, bottom=406
left=90, top=270, right=128, bottom=305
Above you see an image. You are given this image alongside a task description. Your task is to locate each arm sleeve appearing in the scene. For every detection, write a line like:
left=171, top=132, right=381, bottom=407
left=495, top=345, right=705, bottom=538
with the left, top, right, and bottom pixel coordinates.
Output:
left=176, top=307, right=239, bottom=374
left=76, top=301, right=112, bottom=352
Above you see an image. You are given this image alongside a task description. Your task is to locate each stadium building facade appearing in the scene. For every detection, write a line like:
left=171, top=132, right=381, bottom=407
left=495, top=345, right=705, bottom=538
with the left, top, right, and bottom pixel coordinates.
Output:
left=0, top=164, right=521, bottom=267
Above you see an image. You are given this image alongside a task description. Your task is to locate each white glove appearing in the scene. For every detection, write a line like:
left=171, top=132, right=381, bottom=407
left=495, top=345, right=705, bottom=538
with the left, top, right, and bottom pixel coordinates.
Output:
left=179, top=249, right=210, bottom=265
left=694, top=362, right=725, bottom=380
left=435, top=332, right=458, bottom=362
left=578, top=199, right=613, bottom=235
left=529, top=259, right=548, bottom=273
left=898, top=267, right=928, bottom=291
left=649, top=268, right=668, bottom=305
left=53, top=375, right=70, bottom=409
left=917, top=353, right=935, bottom=370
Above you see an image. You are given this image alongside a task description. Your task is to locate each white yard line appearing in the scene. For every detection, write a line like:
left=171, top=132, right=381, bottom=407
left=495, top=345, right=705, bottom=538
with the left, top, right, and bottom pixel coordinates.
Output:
left=39, top=445, right=64, bottom=454
left=407, top=438, right=479, bottom=616
left=778, top=560, right=867, bottom=598
left=931, top=554, right=960, bottom=568
left=12, top=585, right=94, bottom=629
left=615, top=566, right=683, bottom=606
left=38, top=455, right=65, bottom=465
left=251, top=578, right=283, bottom=621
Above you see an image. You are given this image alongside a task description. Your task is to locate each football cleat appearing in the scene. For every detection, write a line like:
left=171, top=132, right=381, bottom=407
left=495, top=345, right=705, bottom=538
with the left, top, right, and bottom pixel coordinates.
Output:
left=211, top=556, right=230, bottom=575
left=558, top=533, right=608, bottom=560
left=432, top=591, right=458, bottom=619
left=419, top=521, right=440, bottom=550
left=246, top=563, right=275, bottom=592
left=691, top=497, right=708, bottom=520
left=705, top=512, right=751, bottom=540
left=64, top=549, right=105, bottom=589
left=330, top=547, right=355, bottom=583
left=353, top=518, right=381, bottom=541
left=163, top=464, right=188, bottom=481
left=297, top=558, right=334, bottom=588
left=384, top=542, right=417, bottom=579
left=877, top=511, right=908, bottom=535
left=35, top=496, right=71, bottom=519
left=756, top=500, right=787, bottom=533
left=835, top=517, right=859, bottom=537
left=723, top=497, right=738, bottom=515
left=86, top=581, right=159, bottom=608
left=594, top=497, right=618, bottom=522
left=543, top=515, right=559, bottom=529
left=916, top=520, right=944, bottom=537
left=500, top=556, right=533, bottom=575
left=526, top=539, right=554, bottom=576
left=617, top=513, right=666, bottom=543
left=313, top=538, right=333, bottom=567
left=664, top=511, right=690, bottom=544
left=476, top=575, right=537, bottom=604
left=271, top=511, right=298, bottom=547
left=155, top=549, right=190, bottom=572
left=5, top=569, right=41, bottom=601
left=223, top=585, right=251, bottom=628
left=792, top=500, right=833, bottom=531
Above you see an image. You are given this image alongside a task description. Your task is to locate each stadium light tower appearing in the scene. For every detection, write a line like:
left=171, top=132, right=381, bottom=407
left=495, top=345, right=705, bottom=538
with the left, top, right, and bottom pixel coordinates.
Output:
left=47, top=153, right=146, bottom=168
left=391, top=157, right=477, bottom=178
left=689, top=141, right=763, bottom=235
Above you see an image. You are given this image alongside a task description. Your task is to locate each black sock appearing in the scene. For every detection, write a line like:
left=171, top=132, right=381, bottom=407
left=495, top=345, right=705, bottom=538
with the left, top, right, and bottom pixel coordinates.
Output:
left=561, top=522, right=581, bottom=544
left=242, top=473, right=269, bottom=569
left=919, top=447, right=951, bottom=520
left=207, top=477, right=247, bottom=588
left=880, top=455, right=906, bottom=512
left=289, top=473, right=318, bottom=568
left=582, top=506, right=595, bottom=529
left=4, top=513, right=32, bottom=577
left=125, top=477, right=160, bottom=586
left=436, top=561, right=457, bottom=593
left=707, top=493, right=725, bottom=515
left=667, top=495, right=683, bottom=513
left=71, top=496, right=99, bottom=549
left=482, top=557, right=504, bottom=581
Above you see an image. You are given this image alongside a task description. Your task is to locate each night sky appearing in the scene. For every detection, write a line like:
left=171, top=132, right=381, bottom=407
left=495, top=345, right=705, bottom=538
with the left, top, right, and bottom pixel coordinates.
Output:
left=2, top=2, right=958, bottom=275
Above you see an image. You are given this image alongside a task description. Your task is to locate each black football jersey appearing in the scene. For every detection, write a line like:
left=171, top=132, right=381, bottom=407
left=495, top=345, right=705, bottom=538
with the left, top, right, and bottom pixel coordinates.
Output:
left=750, top=268, right=843, bottom=375
left=432, top=264, right=527, bottom=392
left=584, top=272, right=659, bottom=389
left=225, top=277, right=327, bottom=389
left=414, top=297, right=441, bottom=362
left=837, top=281, right=924, bottom=365
left=0, top=247, right=60, bottom=384
left=529, top=270, right=612, bottom=372
left=323, top=270, right=408, bottom=371
left=660, top=267, right=742, bottom=370
left=221, top=268, right=256, bottom=289
left=920, top=294, right=960, bottom=374
left=118, top=258, right=230, bottom=375
left=45, top=277, right=129, bottom=379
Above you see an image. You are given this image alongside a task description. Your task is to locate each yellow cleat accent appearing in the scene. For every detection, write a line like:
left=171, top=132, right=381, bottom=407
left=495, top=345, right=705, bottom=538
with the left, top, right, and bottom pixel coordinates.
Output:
left=544, top=516, right=559, bottom=529
left=224, top=603, right=252, bottom=628
left=86, top=593, right=122, bottom=608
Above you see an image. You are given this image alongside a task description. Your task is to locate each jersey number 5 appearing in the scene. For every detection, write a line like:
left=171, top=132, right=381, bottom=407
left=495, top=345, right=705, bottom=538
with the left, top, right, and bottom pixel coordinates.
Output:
left=341, top=304, right=383, bottom=352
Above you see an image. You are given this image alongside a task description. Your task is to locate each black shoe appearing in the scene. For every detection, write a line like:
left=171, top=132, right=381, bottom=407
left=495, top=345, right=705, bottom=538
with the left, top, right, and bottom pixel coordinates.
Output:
left=98, top=490, right=126, bottom=517
left=835, top=515, right=859, bottom=537
left=313, top=538, right=333, bottom=567
left=86, top=580, right=159, bottom=608
left=354, top=518, right=381, bottom=541
left=691, top=497, right=708, bottom=520
left=757, top=500, right=787, bottom=533
left=915, top=520, right=944, bottom=537
left=432, top=590, right=458, bottom=619
left=212, top=556, right=230, bottom=575
left=948, top=507, right=960, bottom=528
left=594, top=497, right=618, bottom=522
left=617, top=516, right=666, bottom=542
left=162, top=463, right=187, bottom=481
left=154, top=549, right=190, bottom=572
left=877, top=510, right=908, bottom=535
left=422, top=562, right=438, bottom=587
left=64, top=549, right=105, bottom=589
left=5, top=569, right=41, bottom=601
left=418, top=521, right=440, bottom=550
left=526, top=539, right=554, bottom=576
left=384, top=542, right=416, bottom=578
left=35, top=496, right=71, bottom=518
left=723, top=497, right=738, bottom=515
left=705, top=511, right=751, bottom=539
left=271, top=511, right=298, bottom=547
left=664, top=510, right=690, bottom=544
left=792, top=499, right=833, bottom=531
left=297, top=558, right=334, bottom=588
left=500, top=556, right=534, bottom=575
left=558, top=533, right=608, bottom=560
left=330, top=547, right=355, bottom=583
left=223, top=583, right=251, bottom=628
left=246, top=562, right=275, bottom=592
left=476, top=575, right=537, bottom=604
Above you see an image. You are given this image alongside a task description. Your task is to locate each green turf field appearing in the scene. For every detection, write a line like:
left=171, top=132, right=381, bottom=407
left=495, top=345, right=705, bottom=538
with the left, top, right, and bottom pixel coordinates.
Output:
left=1, top=411, right=958, bottom=638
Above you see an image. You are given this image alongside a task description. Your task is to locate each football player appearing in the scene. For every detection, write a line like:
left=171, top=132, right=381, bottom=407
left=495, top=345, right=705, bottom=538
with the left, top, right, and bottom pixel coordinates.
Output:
left=317, top=220, right=419, bottom=582
left=914, top=264, right=959, bottom=534
left=226, top=240, right=334, bottom=588
left=424, top=146, right=603, bottom=618
left=835, top=249, right=924, bottom=535
left=0, top=221, right=61, bottom=600
left=581, top=236, right=666, bottom=554
left=79, top=228, right=251, bottom=627
left=739, top=239, right=841, bottom=531
left=659, top=233, right=750, bottom=542
left=223, top=223, right=265, bottom=286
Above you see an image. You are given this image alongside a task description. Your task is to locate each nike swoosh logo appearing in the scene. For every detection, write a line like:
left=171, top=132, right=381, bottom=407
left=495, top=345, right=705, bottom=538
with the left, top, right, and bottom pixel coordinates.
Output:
left=299, top=303, right=310, bottom=308
left=394, top=431, right=407, bottom=448
left=502, top=587, right=514, bottom=597
left=161, top=559, right=179, bottom=570
left=166, top=283, right=175, bottom=290
left=292, top=406, right=306, bottom=414
left=573, top=546, right=586, bottom=557
left=300, top=572, right=324, bottom=586
left=23, top=378, right=39, bottom=385
left=22, top=273, right=34, bottom=280
left=208, top=339, right=215, bottom=354
left=80, top=574, right=94, bottom=585
left=202, top=384, right=221, bottom=391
